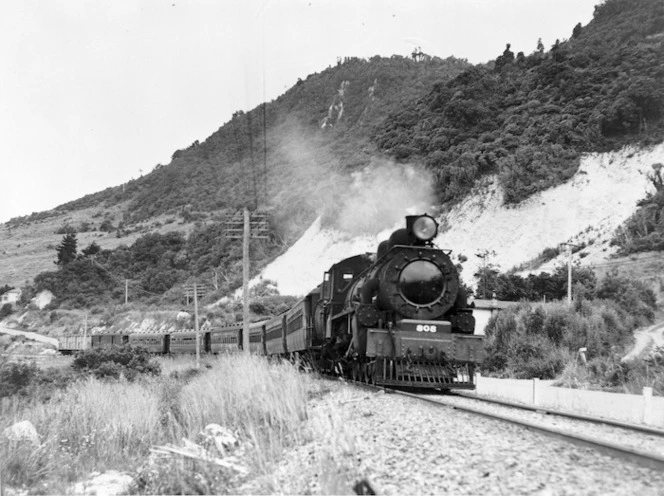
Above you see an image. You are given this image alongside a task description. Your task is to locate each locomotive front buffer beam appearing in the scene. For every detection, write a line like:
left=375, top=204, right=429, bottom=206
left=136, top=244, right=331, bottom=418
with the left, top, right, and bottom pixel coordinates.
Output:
left=365, top=320, right=483, bottom=389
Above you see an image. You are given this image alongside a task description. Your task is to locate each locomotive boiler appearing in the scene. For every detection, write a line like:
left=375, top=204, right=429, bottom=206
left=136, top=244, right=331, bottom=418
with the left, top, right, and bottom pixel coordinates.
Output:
left=313, top=214, right=483, bottom=388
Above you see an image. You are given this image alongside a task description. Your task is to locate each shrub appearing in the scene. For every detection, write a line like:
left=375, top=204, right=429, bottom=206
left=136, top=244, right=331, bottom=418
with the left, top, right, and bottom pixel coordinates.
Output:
left=483, top=297, right=644, bottom=379
left=0, top=360, right=39, bottom=398
left=0, top=303, right=13, bottom=319
left=0, top=359, right=77, bottom=400
left=71, top=345, right=161, bottom=381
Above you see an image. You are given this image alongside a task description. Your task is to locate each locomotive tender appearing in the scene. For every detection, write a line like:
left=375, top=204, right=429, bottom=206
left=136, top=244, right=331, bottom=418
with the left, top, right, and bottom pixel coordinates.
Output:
left=59, top=214, right=483, bottom=390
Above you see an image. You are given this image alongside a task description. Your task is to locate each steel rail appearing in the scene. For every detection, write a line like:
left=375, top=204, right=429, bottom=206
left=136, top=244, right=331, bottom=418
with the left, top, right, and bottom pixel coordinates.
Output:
left=452, top=391, right=664, bottom=437
left=344, top=379, right=664, bottom=472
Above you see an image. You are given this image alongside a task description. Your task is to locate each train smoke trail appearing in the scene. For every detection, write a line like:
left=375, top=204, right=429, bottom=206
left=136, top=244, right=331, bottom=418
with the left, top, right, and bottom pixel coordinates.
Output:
left=327, top=160, right=437, bottom=235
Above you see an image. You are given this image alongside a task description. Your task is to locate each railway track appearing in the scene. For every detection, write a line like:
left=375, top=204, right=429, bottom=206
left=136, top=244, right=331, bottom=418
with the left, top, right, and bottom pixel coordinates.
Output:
left=348, top=380, right=664, bottom=471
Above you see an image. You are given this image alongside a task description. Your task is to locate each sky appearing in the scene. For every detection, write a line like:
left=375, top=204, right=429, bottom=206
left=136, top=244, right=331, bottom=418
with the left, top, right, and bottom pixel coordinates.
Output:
left=0, top=0, right=600, bottom=223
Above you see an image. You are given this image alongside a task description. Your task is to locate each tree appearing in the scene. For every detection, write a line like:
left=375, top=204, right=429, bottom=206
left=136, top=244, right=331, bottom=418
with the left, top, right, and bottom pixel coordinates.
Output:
left=537, top=38, right=544, bottom=53
left=82, top=241, right=101, bottom=257
left=55, top=233, right=78, bottom=267
left=495, top=43, right=515, bottom=71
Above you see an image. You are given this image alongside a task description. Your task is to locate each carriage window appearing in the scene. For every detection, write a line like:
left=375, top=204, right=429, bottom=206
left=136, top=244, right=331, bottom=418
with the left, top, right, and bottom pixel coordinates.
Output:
left=342, top=273, right=353, bottom=280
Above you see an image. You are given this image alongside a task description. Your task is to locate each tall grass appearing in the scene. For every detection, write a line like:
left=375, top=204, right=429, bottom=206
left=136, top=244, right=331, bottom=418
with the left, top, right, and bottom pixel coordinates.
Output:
left=1, top=377, right=165, bottom=488
left=556, top=346, right=664, bottom=395
left=178, top=354, right=309, bottom=471
left=1, top=353, right=314, bottom=494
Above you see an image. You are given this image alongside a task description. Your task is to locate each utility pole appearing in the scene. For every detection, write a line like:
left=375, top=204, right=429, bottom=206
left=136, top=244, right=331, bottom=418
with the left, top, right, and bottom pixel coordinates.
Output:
left=225, top=208, right=269, bottom=353
left=83, top=313, right=88, bottom=349
left=194, top=283, right=200, bottom=369
left=561, top=243, right=581, bottom=304
left=475, top=250, right=495, bottom=299
left=183, top=283, right=208, bottom=367
left=242, top=208, right=250, bottom=352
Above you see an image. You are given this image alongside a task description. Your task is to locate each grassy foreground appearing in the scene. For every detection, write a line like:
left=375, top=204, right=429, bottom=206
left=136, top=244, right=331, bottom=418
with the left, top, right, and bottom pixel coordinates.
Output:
left=0, top=353, right=329, bottom=494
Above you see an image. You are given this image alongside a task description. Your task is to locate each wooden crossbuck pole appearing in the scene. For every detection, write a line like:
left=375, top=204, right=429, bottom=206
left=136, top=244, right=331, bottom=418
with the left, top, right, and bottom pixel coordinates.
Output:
left=243, top=208, right=250, bottom=353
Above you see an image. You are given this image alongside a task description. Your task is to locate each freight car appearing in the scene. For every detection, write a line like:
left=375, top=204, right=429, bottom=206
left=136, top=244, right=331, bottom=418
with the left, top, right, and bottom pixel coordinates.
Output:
left=58, top=214, right=484, bottom=390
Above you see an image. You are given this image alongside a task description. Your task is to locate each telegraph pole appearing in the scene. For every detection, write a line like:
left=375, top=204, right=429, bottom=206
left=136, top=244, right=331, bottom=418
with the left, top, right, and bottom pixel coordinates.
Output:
left=225, top=208, right=269, bottom=353
left=242, top=208, right=250, bottom=353
left=184, top=283, right=208, bottom=368
left=194, top=283, right=200, bottom=368
left=83, top=313, right=88, bottom=349
left=561, top=243, right=581, bottom=304
left=475, top=249, right=495, bottom=299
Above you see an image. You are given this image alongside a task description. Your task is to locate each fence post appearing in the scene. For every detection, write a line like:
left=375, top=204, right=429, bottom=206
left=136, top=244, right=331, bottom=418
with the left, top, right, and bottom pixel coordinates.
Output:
left=532, top=378, right=540, bottom=406
left=643, top=386, right=653, bottom=425
left=475, top=372, right=482, bottom=395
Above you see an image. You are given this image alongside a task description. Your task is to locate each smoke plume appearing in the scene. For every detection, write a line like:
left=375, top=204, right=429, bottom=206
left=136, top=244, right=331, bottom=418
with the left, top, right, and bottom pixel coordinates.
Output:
left=325, top=160, right=437, bottom=235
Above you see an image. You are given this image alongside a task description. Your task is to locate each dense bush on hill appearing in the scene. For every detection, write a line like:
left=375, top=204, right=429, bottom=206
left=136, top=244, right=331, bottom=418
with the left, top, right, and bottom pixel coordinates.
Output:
left=375, top=0, right=664, bottom=204
left=612, top=163, right=664, bottom=254
left=27, top=225, right=282, bottom=309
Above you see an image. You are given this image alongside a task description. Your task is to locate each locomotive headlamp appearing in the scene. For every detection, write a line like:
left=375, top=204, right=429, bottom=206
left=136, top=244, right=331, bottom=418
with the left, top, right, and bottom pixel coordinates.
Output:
left=411, top=215, right=438, bottom=242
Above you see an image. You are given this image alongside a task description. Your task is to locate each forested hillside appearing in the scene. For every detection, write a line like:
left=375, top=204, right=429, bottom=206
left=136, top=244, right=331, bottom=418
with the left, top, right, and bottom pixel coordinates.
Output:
left=6, top=0, right=664, bottom=309
left=376, top=0, right=664, bottom=203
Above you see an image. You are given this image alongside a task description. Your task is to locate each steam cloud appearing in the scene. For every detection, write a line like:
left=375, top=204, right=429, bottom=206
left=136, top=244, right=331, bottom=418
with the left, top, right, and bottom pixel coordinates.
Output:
left=328, top=160, right=437, bottom=235
left=274, top=122, right=437, bottom=239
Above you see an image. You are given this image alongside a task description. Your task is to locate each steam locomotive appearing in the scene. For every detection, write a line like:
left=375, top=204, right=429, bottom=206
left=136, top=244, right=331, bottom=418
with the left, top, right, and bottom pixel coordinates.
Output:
left=59, top=214, right=483, bottom=389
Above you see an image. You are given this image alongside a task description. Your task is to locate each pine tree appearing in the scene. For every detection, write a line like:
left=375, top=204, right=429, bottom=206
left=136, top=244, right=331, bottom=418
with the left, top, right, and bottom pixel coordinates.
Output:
left=55, top=233, right=78, bottom=266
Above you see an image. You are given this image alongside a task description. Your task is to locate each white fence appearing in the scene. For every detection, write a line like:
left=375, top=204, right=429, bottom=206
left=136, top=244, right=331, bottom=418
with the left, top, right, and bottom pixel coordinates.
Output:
left=474, top=373, right=664, bottom=428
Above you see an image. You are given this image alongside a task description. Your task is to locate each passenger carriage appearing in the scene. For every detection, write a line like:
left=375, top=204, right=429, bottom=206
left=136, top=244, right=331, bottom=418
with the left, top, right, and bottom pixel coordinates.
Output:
left=128, top=333, right=168, bottom=353
left=169, top=331, right=204, bottom=354
left=209, top=324, right=242, bottom=354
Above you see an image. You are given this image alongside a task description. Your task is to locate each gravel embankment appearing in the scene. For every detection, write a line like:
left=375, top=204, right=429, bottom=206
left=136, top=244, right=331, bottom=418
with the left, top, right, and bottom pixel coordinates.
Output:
left=243, top=381, right=664, bottom=495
